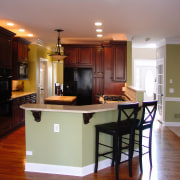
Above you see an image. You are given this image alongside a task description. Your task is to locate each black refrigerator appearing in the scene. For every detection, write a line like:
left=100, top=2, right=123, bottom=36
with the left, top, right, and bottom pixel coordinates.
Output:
left=63, top=68, right=92, bottom=105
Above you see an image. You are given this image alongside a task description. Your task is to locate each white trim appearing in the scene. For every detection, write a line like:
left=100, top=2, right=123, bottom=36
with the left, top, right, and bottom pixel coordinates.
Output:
left=165, top=97, right=180, bottom=102
left=25, top=151, right=139, bottom=176
left=164, top=122, right=180, bottom=127
left=40, top=57, right=48, bottom=62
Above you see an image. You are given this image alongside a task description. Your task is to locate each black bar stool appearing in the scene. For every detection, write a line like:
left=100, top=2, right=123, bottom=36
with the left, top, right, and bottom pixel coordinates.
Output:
left=134, top=100, right=157, bottom=173
left=94, top=103, right=139, bottom=180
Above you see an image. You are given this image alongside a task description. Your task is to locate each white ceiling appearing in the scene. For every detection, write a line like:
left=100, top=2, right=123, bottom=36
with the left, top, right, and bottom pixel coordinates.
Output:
left=1, top=0, right=180, bottom=48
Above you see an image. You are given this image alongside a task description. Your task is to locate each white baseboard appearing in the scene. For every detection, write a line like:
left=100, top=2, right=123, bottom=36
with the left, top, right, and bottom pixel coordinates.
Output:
left=164, top=122, right=180, bottom=127
left=25, top=150, right=139, bottom=177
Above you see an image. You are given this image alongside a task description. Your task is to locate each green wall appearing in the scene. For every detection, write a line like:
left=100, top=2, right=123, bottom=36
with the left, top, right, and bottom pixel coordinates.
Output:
left=166, top=45, right=180, bottom=97
left=126, top=41, right=132, bottom=86
left=25, top=110, right=118, bottom=167
left=165, top=44, right=180, bottom=123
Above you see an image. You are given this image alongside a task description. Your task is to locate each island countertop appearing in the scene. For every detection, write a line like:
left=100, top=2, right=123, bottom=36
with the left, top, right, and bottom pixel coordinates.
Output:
left=20, top=101, right=133, bottom=114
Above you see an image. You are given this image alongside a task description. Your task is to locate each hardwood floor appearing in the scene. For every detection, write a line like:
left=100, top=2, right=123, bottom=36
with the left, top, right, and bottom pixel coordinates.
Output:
left=0, top=121, right=180, bottom=180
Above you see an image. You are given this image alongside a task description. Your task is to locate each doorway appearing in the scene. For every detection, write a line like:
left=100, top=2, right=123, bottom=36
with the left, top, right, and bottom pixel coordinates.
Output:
left=133, top=59, right=156, bottom=101
left=39, top=58, right=48, bottom=104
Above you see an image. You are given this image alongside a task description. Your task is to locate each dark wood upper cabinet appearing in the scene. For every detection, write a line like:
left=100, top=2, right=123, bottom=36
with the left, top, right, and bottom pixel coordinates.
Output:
left=64, top=46, right=78, bottom=66
left=78, top=47, right=93, bottom=65
left=12, top=37, right=30, bottom=80
left=12, top=37, right=30, bottom=63
left=63, top=45, right=93, bottom=67
left=0, top=26, right=15, bottom=69
left=112, top=41, right=127, bottom=82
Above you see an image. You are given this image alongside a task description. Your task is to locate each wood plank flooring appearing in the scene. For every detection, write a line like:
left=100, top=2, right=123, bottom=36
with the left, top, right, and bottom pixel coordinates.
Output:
left=0, top=121, right=180, bottom=180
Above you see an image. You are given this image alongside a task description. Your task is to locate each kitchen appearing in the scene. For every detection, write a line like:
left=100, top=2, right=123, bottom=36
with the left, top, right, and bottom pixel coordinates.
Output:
left=1, top=1, right=180, bottom=179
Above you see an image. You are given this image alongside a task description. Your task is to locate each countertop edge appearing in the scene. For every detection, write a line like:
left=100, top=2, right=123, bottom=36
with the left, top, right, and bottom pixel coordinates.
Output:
left=20, top=101, right=134, bottom=114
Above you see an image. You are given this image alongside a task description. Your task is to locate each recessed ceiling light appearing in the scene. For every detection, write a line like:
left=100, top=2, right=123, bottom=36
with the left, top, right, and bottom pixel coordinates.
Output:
left=96, top=29, right=103, bottom=32
left=27, top=34, right=33, bottom=37
left=94, top=22, right=103, bottom=26
left=19, top=29, right=25, bottom=32
left=97, top=34, right=103, bottom=37
left=7, top=22, right=14, bottom=26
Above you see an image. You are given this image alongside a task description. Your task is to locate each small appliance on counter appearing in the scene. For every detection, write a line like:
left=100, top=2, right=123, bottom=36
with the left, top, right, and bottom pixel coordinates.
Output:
left=12, top=80, right=24, bottom=92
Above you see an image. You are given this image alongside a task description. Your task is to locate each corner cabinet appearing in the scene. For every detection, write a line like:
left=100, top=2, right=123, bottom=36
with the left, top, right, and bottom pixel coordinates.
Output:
left=0, top=26, right=15, bottom=69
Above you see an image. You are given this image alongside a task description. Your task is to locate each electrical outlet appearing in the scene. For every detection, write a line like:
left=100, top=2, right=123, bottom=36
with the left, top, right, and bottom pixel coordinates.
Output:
left=26, top=151, right=33, bottom=156
left=54, top=124, right=60, bottom=132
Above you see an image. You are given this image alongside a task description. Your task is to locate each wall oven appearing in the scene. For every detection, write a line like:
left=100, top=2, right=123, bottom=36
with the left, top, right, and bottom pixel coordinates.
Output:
left=0, top=69, right=13, bottom=136
left=18, top=62, right=28, bottom=80
left=0, top=75, right=12, bottom=101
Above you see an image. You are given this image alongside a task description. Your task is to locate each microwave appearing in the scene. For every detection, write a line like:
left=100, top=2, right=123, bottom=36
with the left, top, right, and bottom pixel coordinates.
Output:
left=18, top=62, right=28, bottom=80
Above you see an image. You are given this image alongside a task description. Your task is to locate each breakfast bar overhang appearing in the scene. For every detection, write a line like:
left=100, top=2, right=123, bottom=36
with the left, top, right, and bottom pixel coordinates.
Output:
left=21, top=102, right=140, bottom=177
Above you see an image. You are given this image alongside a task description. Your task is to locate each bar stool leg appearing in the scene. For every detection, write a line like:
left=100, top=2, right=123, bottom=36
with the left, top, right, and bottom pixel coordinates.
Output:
left=128, top=132, right=135, bottom=177
left=139, top=130, right=143, bottom=173
left=114, top=134, right=119, bottom=180
left=94, top=128, right=99, bottom=173
left=149, top=128, right=153, bottom=168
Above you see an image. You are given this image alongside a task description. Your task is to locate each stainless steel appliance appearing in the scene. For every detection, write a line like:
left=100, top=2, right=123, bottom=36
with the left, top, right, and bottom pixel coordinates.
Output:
left=18, top=62, right=28, bottom=80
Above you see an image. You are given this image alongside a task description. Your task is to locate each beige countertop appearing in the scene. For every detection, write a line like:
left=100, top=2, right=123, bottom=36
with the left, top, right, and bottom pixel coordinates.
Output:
left=20, top=101, right=134, bottom=114
left=11, top=91, right=36, bottom=99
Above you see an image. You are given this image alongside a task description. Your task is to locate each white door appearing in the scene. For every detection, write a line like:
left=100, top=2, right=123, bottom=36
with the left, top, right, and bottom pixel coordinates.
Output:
left=156, top=58, right=165, bottom=123
left=39, top=58, right=48, bottom=104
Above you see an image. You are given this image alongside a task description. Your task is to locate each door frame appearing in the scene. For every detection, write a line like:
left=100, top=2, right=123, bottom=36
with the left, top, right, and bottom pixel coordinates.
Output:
left=156, top=58, right=166, bottom=123
left=39, top=58, right=48, bottom=104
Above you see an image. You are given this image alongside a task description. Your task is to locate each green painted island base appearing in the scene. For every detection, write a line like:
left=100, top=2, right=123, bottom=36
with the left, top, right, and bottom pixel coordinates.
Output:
left=24, top=105, right=139, bottom=176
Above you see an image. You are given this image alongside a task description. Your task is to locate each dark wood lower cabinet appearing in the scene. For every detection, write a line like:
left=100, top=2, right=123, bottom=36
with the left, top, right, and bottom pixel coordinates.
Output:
left=0, top=93, right=36, bottom=138
left=12, top=93, right=36, bottom=128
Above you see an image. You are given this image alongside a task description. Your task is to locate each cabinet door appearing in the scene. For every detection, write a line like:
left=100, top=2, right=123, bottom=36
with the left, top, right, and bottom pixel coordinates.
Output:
left=113, top=43, right=127, bottom=82
left=0, top=27, right=15, bottom=69
left=12, top=96, right=25, bottom=127
left=64, top=47, right=78, bottom=67
left=78, top=47, right=93, bottom=65
left=17, top=38, right=29, bottom=62
left=93, top=47, right=104, bottom=74
left=92, top=77, right=104, bottom=104
left=0, top=36, right=12, bottom=69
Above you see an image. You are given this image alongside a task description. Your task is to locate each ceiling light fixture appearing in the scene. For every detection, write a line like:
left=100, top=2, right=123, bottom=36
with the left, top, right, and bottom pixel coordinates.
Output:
left=49, top=29, right=67, bottom=62
left=96, top=29, right=103, bottom=32
left=94, top=22, right=103, bottom=26
left=97, top=34, right=103, bottom=37
left=19, top=29, right=25, bottom=32
left=7, top=22, right=14, bottom=26
left=27, top=34, right=33, bottom=37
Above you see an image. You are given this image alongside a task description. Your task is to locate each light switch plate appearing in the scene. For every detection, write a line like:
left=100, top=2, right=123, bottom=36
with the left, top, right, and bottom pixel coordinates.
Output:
left=54, top=124, right=60, bottom=132
left=169, top=88, right=174, bottom=93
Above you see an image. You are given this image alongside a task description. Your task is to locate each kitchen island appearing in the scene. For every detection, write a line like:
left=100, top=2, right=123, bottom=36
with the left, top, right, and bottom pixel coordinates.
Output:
left=21, top=102, right=140, bottom=177
left=44, top=96, right=77, bottom=105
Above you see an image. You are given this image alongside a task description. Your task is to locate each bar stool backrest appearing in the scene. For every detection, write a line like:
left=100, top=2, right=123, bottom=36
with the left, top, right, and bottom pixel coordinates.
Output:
left=117, top=103, right=139, bottom=129
left=139, top=101, right=157, bottom=130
